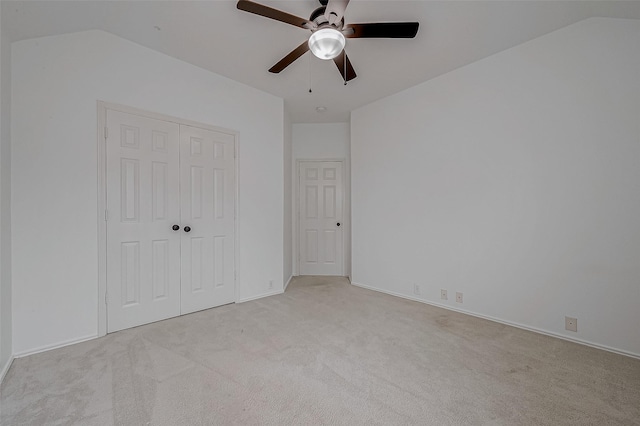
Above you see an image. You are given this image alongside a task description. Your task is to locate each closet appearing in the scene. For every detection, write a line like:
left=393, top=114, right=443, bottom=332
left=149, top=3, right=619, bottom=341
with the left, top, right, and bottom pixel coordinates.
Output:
left=104, top=107, right=236, bottom=332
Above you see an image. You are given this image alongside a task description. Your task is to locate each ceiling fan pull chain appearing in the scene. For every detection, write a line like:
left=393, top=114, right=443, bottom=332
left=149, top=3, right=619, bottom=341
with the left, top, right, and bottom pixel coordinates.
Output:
left=308, top=52, right=313, bottom=93
left=343, top=53, right=347, bottom=85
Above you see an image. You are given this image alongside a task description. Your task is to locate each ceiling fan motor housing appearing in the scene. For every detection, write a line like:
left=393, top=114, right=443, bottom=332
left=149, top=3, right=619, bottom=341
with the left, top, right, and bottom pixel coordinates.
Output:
left=309, top=7, right=344, bottom=31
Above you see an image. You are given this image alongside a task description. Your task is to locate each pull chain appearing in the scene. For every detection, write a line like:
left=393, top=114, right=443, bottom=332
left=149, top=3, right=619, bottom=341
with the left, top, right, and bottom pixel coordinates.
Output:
left=308, top=53, right=313, bottom=93
left=344, top=52, right=347, bottom=86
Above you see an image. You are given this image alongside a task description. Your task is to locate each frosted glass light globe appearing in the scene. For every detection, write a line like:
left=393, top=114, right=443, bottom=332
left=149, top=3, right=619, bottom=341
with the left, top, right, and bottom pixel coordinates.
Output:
left=308, top=28, right=346, bottom=60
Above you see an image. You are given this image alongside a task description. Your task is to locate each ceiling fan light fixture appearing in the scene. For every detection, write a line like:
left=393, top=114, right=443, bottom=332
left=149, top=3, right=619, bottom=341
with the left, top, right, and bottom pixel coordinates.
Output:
left=308, top=28, right=345, bottom=60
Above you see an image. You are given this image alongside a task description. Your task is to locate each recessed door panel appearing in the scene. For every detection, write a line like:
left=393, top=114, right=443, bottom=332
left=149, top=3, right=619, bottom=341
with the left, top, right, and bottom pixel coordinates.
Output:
left=152, top=131, right=168, bottom=153
left=120, top=125, right=140, bottom=149
left=323, top=168, right=336, bottom=180
left=214, top=236, right=225, bottom=287
left=305, top=230, right=318, bottom=263
left=214, top=169, right=225, bottom=219
left=324, top=230, right=336, bottom=264
left=299, top=161, right=344, bottom=275
left=214, top=142, right=224, bottom=159
left=121, top=242, right=140, bottom=306
left=324, top=186, right=336, bottom=218
left=120, top=159, right=139, bottom=222
left=190, top=137, right=202, bottom=156
left=191, top=166, right=204, bottom=219
left=152, top=162, right=168, bottom=221
left=306, top=186, right=318, bottom=219
left=190, top=237, right=204, bottom=292
left=152, top=239, right=169, bottom=300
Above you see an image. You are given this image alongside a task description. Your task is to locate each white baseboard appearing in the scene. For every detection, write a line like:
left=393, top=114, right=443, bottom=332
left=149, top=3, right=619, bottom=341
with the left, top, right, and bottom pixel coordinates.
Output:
left=351, top=281, right=640, bottom=360
left=237, top=289, right=284, bottom=303
left=284, top=275, right=294, bottom=291
left=12, top=288, right=289, bottom=358
left=13, top=334, right=98, bottom=359
left=0, top=355, right=14, bottom=384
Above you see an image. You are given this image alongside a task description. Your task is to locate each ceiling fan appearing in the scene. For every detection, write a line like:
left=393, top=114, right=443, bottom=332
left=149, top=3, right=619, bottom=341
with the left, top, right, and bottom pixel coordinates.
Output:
left=236, top=0, right=419, bottom=83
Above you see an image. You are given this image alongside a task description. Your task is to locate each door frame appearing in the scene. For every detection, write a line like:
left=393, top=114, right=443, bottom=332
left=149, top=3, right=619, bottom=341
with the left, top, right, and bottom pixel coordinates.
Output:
left=97, top=101, right=240, bottom=337
left=295, top=158, right=347, bottom=277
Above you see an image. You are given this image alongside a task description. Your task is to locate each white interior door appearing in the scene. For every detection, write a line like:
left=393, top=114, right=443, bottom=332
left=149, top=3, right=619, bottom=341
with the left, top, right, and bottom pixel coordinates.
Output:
left=299, top=161, right=344, bottom=275
left=106, top=110, right=181, bottom=332
left=180, top=125, right=236, bottom=314
left=106, top=108, right=237, bottom=332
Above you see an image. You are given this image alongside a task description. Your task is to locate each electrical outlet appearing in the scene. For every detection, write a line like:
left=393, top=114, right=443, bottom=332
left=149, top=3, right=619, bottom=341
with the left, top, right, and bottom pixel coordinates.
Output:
left=268, top=280, right=274, bottom=290
left=565, top=316, right=577, bottom=332
left=441, top=289, right=448, bottom=300
left=456, top=292, right=463, bottom=303
left=413, top=284, right=421, bottom=295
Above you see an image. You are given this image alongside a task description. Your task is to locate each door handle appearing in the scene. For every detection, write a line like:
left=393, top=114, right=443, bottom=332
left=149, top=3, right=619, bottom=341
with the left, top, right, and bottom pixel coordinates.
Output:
left=172, top=225, right=180, bottom=231
left=337, top=222, right=341, bottom=227
left=184, top=226, right=191, bottom=233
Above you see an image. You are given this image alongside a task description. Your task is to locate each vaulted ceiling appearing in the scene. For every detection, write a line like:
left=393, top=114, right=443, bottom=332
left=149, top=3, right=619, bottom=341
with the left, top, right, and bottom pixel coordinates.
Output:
left=3, top=1, right=640, bottom=123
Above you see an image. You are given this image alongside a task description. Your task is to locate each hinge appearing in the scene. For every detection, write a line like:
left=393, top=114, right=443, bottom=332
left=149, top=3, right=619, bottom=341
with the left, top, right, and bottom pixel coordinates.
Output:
left=104, top=126, right=109, bottom=139
left=104, top=210, right=109, bottom=221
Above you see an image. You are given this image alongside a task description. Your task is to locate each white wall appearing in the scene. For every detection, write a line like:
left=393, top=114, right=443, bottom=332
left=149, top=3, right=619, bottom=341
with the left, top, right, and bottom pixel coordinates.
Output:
left=12, top=30, right=284, bottom=355
left=351, top=18, right=640, bottom=357
left=0, top=5, right=13, bottom=377
left=283, top=112, right=293, bottom=288
left=293, top=123, right=350, bottom=160
left=292, top=123, right=351, bottom=277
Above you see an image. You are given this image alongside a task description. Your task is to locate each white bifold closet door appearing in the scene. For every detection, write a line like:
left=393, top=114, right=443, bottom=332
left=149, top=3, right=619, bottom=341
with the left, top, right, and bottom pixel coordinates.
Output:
left=106, top=109, right=235, bottom=333
left=179, top=125, right=236, bottom=315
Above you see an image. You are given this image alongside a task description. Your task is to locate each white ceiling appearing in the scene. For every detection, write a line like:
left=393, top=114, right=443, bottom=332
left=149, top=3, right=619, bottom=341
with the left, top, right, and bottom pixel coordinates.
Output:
left=3, top=1, right=640, bottom=123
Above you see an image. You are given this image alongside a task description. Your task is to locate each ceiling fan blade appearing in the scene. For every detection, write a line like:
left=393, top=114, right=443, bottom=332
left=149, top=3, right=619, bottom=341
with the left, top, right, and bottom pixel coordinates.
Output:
left=344, top=22, right=419, bottom=38
left=324, top=0, right=350, bottom=25
left=237, top=0, right=313, bottom=30
left=269, top=41, right=310, bottom=73
left=333, top=50, right=356, bottom=82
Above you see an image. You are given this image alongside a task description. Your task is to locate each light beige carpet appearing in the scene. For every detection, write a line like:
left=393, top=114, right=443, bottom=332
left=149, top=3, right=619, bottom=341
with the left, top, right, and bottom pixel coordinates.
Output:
left=1, top=276, right=639, bottom=425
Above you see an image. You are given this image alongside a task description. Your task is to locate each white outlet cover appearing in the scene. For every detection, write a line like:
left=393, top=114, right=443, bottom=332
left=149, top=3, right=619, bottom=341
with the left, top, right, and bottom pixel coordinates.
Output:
left=456, top=292, right=463, bottom=303
left=441, top=289, right=448, bottom=300
left=414, top=284, right=420, bottom=295
left=565, top=316, right=578, bottom=332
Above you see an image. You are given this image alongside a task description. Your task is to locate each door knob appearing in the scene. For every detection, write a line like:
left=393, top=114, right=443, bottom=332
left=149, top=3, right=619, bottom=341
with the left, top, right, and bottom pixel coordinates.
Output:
left=184, top=226, right=191, bottom=233
left=337, top=222, right=341, bottom=227
left=172, top=225, right=180, bottom=231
